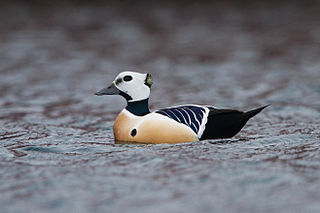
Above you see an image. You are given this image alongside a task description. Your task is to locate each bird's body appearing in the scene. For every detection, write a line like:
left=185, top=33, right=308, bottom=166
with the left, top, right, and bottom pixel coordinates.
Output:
left=113, top=108, right=198, bottom=144
left=96, top=71, right=268, bottom=144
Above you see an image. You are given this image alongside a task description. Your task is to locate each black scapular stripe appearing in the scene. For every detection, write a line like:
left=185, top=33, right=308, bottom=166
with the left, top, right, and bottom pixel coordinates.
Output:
left=156, top=105, right=206, bottom=134
left=200, top=105, right=269, bottom=140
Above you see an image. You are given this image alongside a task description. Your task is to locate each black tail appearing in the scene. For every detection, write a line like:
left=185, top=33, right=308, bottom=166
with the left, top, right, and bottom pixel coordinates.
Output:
left=241, top=105, right=270, bottom=122
left=200, top=105, right=269, bottom=140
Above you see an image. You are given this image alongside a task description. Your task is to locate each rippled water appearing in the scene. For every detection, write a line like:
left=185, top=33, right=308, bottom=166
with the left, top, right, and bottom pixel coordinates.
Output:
left=1, top=1, right=320, bottom=212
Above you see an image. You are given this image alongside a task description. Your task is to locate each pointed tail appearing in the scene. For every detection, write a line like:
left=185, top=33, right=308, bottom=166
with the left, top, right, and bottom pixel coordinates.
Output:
left=241, top=105, right=270, bottom=122
left=201, top=104, right=269, bottom=140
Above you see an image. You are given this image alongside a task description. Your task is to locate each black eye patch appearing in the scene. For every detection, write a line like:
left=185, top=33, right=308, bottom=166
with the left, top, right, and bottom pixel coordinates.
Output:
left=123, top=75, right=133, bottom=82
left=115, top=78, right=122, bottom=84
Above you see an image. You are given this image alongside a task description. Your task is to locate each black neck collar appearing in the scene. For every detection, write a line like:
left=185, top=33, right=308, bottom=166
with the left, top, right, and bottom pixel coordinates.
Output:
left=126, top=98, right=150, bottom=116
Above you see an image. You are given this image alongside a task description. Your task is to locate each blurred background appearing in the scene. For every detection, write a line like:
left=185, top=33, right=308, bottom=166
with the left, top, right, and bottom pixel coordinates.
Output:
left=1, top=0, right=320, bottom=213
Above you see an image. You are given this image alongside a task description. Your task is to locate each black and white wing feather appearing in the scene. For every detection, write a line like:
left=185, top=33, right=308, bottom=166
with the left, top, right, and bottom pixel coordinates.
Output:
left=155, top=105, right=209, bottom=137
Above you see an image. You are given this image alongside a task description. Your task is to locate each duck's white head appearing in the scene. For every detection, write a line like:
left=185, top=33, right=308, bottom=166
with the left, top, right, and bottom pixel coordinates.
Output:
left=95, top=71, right=153, bottom=102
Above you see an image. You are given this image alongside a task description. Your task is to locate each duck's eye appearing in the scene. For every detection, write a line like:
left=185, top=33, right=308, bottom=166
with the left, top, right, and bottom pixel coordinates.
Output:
left=123, top=75, right=133, bottom=82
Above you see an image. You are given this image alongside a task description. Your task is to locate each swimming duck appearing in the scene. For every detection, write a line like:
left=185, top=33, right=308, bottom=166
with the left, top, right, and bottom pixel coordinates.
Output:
left=95, top=71, right=268, bottom=144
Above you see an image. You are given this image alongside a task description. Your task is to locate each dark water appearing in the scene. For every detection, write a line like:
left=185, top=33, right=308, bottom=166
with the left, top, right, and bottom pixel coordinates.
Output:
left=1, top=1, right=320, bottom=212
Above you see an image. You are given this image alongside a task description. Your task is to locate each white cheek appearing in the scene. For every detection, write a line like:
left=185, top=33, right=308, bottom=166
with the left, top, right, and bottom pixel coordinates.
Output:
left=116, top=81, right=150, bottom=101
left=128, top=85, right=150, bottom=101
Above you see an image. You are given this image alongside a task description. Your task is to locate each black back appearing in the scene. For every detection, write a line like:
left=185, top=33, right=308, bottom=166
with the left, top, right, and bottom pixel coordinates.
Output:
left=200, top=105, right=268, bottom=140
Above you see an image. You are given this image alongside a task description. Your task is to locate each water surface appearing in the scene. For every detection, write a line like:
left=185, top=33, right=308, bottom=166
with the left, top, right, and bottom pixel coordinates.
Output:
left=1, top=1, right=320, bottom=212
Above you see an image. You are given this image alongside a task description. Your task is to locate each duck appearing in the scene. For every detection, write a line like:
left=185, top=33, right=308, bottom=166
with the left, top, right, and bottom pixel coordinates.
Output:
left=95, top=71, right=268, bottom=144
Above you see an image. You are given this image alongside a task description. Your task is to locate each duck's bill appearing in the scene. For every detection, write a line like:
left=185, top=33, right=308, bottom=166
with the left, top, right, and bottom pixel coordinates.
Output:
left=95, top=83, right=120, bottom=96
